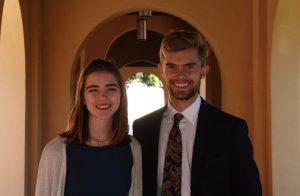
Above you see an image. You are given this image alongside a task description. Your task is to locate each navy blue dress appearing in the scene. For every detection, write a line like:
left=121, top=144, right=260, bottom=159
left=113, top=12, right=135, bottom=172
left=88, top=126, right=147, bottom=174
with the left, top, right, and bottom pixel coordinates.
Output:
left=64, top=142, right=133, bottom=196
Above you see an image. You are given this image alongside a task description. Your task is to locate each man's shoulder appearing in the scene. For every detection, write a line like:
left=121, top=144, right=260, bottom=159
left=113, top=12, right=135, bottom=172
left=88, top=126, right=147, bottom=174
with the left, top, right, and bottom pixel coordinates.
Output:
left=202, top=100, right=246, bottom=124
left=132, top=106, right=166, bottom=138
left=134, top=106, right=166, bottom=124
left=202, top=101, right=249, bottom=136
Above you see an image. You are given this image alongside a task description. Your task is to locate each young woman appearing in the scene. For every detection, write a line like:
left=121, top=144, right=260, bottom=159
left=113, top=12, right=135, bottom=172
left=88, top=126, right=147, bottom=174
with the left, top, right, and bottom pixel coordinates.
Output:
left=35, top=59, right=142, bottom=196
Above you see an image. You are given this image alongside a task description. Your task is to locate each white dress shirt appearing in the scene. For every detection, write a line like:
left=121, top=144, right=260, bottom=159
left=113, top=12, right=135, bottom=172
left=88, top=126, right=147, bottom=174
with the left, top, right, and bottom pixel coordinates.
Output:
left=157, top=95, right=201, bottom=196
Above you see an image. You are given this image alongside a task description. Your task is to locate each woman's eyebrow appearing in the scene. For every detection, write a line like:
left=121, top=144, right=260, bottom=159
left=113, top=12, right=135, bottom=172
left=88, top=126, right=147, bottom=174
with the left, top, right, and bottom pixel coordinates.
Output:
left=86, top=84, right=99, bottom=89
left=105, top=83, right=118, bottom=88
left=85, top=83, right=118, bottom=89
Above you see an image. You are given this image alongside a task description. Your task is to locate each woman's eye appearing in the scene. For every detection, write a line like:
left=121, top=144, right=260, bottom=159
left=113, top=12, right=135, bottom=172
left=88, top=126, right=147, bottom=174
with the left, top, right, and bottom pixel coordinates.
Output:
left=107, top=87, right=118, bottom=92
left=88, top=89, right=98, bottom=93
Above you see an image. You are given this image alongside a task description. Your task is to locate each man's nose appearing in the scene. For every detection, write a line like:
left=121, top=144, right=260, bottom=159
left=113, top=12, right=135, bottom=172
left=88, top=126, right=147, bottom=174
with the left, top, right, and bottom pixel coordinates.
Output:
left=175, top=66, right=187, bottom=75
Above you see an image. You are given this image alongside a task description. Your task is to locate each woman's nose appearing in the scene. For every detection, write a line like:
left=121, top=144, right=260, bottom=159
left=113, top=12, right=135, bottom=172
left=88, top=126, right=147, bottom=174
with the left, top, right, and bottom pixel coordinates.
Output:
left=97, top=90, right=107, bottom=99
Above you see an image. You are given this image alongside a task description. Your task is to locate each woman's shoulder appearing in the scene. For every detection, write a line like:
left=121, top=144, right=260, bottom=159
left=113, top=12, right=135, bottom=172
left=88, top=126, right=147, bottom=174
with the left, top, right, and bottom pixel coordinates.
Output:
left=128, top=135, right=142, bottom=157
left=41, top=136, right=66, bottom=159
left=44, top=136, right=65, bottom=150
left=128, top=135, right=140, bottom=146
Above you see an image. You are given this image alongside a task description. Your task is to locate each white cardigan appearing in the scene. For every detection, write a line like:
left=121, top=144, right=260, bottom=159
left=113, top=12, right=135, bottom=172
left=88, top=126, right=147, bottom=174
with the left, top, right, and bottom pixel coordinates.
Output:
left=35, top=136, right=142, bottom=196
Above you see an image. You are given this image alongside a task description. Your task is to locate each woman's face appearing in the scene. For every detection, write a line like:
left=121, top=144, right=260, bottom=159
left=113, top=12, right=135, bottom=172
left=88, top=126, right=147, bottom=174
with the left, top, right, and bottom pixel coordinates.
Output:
left=83, top=71, right=121, bottom=121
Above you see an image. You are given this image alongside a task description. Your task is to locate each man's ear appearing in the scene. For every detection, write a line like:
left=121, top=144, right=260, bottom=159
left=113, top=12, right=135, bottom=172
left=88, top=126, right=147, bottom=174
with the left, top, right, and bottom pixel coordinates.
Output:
left=200, top=65, right=209, bottom=79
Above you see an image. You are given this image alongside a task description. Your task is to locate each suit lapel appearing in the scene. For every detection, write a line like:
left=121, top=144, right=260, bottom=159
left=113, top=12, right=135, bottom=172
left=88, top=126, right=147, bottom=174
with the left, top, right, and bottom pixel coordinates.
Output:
left=144, top=106, right=166, bottom=195
left=149, top=105, right=167, bottom=155
left=191, top=98, right=210, bottom=194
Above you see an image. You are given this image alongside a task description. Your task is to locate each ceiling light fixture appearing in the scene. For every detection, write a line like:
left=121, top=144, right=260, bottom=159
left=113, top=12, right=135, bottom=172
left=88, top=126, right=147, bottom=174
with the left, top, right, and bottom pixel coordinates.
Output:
left=137, top=11, right=151, bottom=41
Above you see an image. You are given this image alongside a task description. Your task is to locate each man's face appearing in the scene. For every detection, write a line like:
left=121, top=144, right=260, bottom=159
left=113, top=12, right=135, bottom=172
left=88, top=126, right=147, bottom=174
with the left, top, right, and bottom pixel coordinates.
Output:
left=159, top=48, right=209, bottom=106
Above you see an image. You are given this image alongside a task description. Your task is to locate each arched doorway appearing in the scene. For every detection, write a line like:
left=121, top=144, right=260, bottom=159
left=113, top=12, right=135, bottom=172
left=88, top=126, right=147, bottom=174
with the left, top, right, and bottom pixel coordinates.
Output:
left=124, top=69, right=165, bottom=134
left=72, top=11, right=222, bottom=110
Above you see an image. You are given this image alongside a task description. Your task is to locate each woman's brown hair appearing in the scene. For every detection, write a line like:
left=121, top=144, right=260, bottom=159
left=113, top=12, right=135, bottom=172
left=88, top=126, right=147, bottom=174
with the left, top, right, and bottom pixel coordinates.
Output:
left=60, top=59, right=128, bottom=146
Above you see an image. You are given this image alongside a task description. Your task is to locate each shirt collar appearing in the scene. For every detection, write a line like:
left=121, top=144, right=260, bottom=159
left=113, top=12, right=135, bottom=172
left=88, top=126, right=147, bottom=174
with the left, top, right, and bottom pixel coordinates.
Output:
left=166, top=95, right=201, bottom=127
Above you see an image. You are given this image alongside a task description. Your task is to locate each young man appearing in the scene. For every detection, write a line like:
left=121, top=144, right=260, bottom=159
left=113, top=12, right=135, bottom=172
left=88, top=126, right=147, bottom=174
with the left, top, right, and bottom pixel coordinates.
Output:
left=133, top=30, right=262, bottom=196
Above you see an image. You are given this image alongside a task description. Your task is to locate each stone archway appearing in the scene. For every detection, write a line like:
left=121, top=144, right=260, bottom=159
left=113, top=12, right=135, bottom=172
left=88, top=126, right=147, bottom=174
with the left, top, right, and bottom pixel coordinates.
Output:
left=73, top=11, right=222, bottom=108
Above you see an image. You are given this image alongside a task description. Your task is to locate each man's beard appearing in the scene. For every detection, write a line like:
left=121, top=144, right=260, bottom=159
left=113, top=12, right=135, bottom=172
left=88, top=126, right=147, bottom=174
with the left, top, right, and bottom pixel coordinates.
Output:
left=168, top=80, right=200, bottom=100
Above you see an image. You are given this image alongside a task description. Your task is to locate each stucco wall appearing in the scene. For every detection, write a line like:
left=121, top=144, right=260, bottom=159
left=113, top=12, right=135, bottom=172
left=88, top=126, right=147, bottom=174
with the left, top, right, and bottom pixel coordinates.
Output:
left=3, top=0, right=294, bottom=195
left=30, top=0, right=273, bottom=195
left=271, top=0, right=300, bottom=195
left=42, top=0, right=254, bottom=142
left=0, top=0, right=25, bottom=195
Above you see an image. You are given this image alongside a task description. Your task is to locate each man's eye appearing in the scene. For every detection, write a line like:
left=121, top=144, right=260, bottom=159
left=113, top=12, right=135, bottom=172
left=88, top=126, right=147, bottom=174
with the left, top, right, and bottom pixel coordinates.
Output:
left=167, top=64, right=176, bottom=69
left=185, top=64, right=194, bottom=69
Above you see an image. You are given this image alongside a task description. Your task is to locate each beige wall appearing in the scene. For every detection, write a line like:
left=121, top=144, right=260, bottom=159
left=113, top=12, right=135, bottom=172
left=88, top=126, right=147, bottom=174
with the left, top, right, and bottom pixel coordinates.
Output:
left=271, top=0, right=300, bottom=195
left=42, top=0, right=254, bottom=143
left=38, top=0, right=271, bottom=195
left=0, top=0, right=25, bottom=195
left=2, top=0, right=290, bottom=195
left=21, top=0, right=43, bottom=195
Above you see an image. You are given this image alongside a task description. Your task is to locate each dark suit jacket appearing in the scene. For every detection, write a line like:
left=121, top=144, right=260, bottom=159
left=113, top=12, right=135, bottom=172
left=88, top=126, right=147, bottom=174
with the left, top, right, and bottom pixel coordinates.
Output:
left=133, top=98, right=262, bottom=196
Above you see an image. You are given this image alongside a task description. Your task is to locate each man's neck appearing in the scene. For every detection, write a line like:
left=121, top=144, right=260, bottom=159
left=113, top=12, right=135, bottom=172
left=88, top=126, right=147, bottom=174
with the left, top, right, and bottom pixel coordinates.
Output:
left=169, top=94, right=199, bottom=112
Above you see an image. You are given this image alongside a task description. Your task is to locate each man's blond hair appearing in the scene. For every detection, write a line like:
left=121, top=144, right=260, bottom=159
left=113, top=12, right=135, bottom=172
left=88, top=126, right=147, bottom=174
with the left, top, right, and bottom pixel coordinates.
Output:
left=159, top=30, right=210, bottom=67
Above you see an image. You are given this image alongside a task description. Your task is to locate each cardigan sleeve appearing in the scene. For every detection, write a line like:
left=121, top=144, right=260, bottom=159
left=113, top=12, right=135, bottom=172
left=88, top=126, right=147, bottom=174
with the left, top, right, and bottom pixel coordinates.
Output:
left=128, top=136, right=143, bottom=196
left=35, top=137, right=67, bottom=196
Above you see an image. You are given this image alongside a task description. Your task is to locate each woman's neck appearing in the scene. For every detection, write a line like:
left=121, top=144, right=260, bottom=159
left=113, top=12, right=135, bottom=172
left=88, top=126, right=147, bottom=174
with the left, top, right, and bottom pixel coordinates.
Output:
left=87, top=117, right=113, bottom=146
